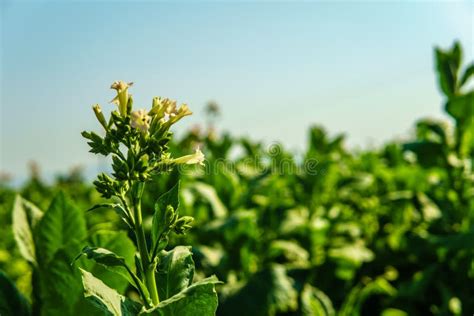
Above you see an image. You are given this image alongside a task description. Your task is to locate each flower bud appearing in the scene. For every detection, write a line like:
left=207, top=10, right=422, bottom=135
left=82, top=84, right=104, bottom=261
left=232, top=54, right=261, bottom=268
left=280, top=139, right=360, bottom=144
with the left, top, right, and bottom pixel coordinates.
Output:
left=93, top=173, right=116, bottom=198
left=165, top=205, right=176, bottom=227
left=152, top=96, right=161, bottom=108
left=135, top=154, right=149, bottom=173
left=173, top=216, right=194, bottom=234
left=171, top=148, right=205, bottom=166
left=92, top=104, right=108, bottom=130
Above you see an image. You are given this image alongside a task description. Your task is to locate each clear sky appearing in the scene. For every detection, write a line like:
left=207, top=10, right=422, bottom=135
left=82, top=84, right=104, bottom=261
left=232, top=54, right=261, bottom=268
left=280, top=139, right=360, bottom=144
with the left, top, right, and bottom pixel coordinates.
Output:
left=1, top=0, right=473, bottom=181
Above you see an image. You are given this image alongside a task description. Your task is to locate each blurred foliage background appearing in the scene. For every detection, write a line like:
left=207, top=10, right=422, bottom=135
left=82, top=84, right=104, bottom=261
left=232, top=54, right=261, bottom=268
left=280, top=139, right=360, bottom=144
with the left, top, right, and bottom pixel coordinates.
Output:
left=0, top=42, right=473, bottom=316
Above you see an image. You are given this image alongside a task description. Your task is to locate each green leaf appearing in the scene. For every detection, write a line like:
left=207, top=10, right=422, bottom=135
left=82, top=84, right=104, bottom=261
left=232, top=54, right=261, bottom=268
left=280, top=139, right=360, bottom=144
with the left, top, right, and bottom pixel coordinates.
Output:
left=80, top=268, right=142, bottom=316
left=445, top=92, right=474, bottom=156
left=328, top=243, right=374, bottom=266
left=156, top=246, right=195, bottom=300
left=300, top=285, right=335, bottom=316
left=77, top=246, right=127, bottom=267
left=402, top=141, right=445, bottom=167
left=87, top=231, right=138, bottom=293
left=0, top=270, right=31, bottom=316
left=381, top=309, right=408, bottom=316
left=191, top=182, right=228, bottom=218
left=77, top=237, right=150, bottom=304
left=415, top=119, right=448, bottom=144
left=142, top=276, right=220, bottom=316
left=12, top=195, right=43, bottom=264
left=339, top=277, right=396, bottom=316
left=218, top=264, right=298, bottom=316
left=40, top=243, right=85, bottom=316
left=203, top=210, right=258, bottom=243
left=445, top=92, right=474, bottom=122
left=192, top=245, right=224, bottom=269
left=76, top=246, right=135, bottom=292
left=267, top=240, right=309, bottom=267
left=435, top=41, right=462, bottom=97
left=459, top=62, right=474, bottom=87
left=328, top=241, right=375, bottom=280
left=416, top=192, right=441, bottom=222
left=36, top=192, right=87, bottom=265
left=152, top=182, right=180, bottom=244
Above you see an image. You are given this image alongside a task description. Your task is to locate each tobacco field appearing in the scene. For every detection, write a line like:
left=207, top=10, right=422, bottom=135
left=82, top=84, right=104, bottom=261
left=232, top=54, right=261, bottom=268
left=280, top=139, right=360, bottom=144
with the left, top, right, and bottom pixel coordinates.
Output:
left=0, top=42, right=473, bottom=316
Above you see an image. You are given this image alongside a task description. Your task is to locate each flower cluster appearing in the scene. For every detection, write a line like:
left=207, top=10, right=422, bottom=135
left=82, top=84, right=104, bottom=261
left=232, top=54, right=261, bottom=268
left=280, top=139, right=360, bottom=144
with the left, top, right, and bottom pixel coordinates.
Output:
left=82, top=80, right=205, bottom=198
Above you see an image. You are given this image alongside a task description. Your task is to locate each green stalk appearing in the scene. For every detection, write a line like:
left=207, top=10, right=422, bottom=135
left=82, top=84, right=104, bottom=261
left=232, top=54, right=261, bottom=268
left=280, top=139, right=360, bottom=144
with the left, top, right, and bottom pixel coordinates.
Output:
left=132, top=185, right=160, bottom=305
left=145, top=263, right=159, bottom=305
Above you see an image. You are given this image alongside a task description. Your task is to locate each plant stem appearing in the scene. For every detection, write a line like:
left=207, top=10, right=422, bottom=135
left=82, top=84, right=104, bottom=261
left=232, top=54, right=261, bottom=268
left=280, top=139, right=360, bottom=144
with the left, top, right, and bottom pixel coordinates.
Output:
left=145, top=263, right=160, bottom=305
left=131, top=185, right=160, bottom=305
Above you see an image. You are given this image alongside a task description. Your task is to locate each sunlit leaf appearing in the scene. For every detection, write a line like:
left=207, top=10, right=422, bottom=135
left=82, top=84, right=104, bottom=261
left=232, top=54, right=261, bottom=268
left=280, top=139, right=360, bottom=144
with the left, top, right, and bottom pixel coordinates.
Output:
left=80, top=268, right=142, bottom=316
left=36, top=192, right=87, bottom=265
left=12, top=195, right=43, bottom=264
left=142, top=276, right=220, bottom=316
left=156, top=246, right=195, bottom=300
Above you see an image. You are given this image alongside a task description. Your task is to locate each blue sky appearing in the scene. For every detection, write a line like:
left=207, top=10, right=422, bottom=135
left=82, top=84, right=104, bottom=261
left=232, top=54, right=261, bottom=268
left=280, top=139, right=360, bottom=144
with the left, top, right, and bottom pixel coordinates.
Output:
left=1, top=0, right=473, bottom=181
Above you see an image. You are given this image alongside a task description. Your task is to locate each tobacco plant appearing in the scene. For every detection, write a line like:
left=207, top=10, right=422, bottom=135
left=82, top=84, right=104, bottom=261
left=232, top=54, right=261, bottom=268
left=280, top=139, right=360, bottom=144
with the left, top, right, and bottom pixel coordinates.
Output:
left=77, top=81, right=220, bottom=315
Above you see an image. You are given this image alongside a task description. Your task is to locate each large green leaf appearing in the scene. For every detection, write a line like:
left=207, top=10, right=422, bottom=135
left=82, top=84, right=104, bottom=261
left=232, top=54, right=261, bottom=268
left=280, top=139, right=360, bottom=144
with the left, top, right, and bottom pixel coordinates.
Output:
left=39, top=244, right=84, bottom=316
left=142, top=276, right=220, bottom=316
left=152, top=182, right=180, bottom=244
left=36, top=192, right=87, bottom=265
left=12, top=195, right=43, bottom=264
left=80, top=268, right=142, bottom=316
left=156, top=246, right=195, bottom=300
left=0, top=270, right=31, bottom=316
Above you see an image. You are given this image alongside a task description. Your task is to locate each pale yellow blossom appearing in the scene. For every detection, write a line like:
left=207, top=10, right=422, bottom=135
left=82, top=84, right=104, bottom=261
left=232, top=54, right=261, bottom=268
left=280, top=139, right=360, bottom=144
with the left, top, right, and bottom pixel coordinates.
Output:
left=131, top=109, right=151, bottom=133
left=166, top=104, right=193, bottom=126
left=110, top=81, right=133, bottom=116
left=149, top=97, right=177, bottom=119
